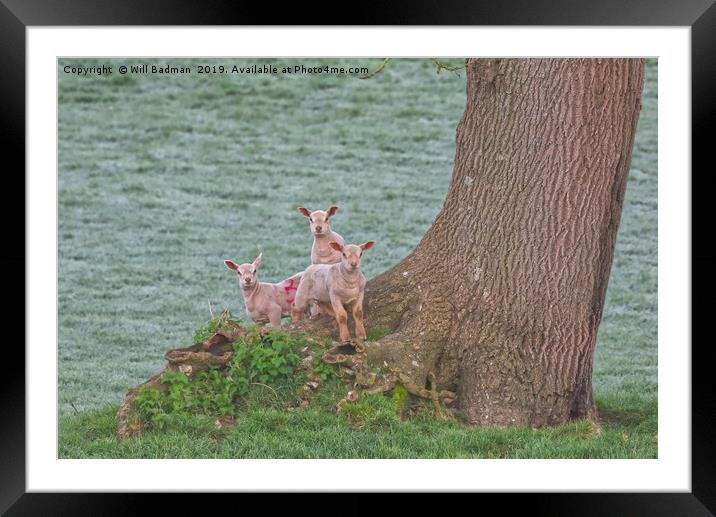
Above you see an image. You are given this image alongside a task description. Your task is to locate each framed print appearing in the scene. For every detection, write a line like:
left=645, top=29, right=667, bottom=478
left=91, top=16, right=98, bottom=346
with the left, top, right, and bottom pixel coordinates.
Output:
left=4, top=0, right=714, bottom=512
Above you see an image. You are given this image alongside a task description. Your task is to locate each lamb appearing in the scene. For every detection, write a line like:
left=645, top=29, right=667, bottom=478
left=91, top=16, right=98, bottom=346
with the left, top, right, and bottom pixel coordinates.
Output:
left=224, top=253, right=302, bottom=328
left=291, top=240, right=375, bottom=344
left=297, top=206, right=345, bottom=265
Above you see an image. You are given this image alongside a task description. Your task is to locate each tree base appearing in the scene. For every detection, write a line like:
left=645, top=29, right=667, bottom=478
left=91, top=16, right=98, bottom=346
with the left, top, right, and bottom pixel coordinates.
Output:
left=117, top=312, right=599, bottom=438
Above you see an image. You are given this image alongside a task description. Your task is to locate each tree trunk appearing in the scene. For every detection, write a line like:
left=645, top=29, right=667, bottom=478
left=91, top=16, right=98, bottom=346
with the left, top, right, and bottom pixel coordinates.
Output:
left=363, top=58, right=644, bottom=426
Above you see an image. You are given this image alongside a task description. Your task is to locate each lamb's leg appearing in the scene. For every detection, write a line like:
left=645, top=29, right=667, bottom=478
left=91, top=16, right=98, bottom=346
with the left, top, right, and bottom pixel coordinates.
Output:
left=352, top=292, right=366, bottom=341
left=308, top=302, right=323, bottom=319
left=292, top=287, right=308, bottom=323
left=330, top=295, right=351, bottom=344
left=268, top=305, right=283, bottom=327
left=291, top=304, right=303, bottom=324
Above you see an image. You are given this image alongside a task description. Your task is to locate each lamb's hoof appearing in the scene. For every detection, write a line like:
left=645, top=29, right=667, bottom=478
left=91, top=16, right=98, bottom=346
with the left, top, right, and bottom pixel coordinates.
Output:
left=353, top=340, right=366, bottom=353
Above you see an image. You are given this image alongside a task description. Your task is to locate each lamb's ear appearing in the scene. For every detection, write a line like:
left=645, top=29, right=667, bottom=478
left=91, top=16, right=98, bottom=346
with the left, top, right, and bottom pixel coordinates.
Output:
left=359, top=241, right=376, bottom=251
left=224, top=260, right=239, bottom=271
left=328, top=241, right=344, bottom=252
left=297, top=207, right=312, bottom=218
left=252, top=253, right=262, bottom=270
left=326, top=206, right=339, bottom=218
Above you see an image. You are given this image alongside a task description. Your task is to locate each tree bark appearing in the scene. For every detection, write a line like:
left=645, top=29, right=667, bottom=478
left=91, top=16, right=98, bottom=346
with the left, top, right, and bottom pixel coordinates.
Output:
left=363, top=58, right=644, bottom=426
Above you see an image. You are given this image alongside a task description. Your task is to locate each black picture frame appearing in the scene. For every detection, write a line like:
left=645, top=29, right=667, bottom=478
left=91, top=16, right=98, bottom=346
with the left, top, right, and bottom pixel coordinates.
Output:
left=2, top=0, right=713, bottom=513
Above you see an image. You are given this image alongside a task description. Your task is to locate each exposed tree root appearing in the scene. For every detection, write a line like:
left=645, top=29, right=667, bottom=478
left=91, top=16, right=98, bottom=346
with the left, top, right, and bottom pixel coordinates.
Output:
left=116, top=371, right=162, bottom=439
left=116, top=327, right=244, bottom=439
left=336, top=390, right=360, bottom=412
left=118, top=314, right=456, bottom=439
left=327, top=332, right=457, bottom=416
left=428, top=372, right=449, bottom=420
left=336, top=367, right=456, bottom=417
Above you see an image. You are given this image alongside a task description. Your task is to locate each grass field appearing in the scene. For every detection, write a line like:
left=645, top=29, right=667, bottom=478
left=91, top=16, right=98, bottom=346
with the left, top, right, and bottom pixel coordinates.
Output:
left=58, top=58, right=657, bottom=458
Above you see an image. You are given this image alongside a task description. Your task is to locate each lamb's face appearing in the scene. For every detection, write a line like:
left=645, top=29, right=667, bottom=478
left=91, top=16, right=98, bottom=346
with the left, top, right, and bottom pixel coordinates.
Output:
left=328, top=240, right=376, bottom=273
left=235, top=263, right=258, bottom=288
left=307, top=210, right=332, bottom=236
left=224, top=255, right=262, bottom=288
left=298, top=206, right=338, bottom=237
left=339, top=244, right=364, bottom=272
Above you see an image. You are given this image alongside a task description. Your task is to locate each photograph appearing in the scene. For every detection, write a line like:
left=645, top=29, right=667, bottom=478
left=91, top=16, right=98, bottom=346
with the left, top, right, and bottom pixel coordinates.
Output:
left=56, top=56, right=658, bottom=459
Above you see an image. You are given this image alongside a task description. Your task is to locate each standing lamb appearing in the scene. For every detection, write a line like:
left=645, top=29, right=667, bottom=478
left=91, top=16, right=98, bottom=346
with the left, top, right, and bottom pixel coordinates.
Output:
left=224, top=253, right=302, bottom=328
left=291, top=240, right=375, bottom=344
left=297, top=206, right=345, bottom=265
left=297, top=205, right=346, bottom=318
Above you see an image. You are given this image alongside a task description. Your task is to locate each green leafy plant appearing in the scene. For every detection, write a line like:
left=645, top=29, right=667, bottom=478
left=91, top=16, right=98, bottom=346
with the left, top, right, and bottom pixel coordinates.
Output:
left=133, top=366, right=239, bottom=430
left=228, top=327, right=303, bottom=393
left=134, top=384, right=168, bottom=428
left=313, top=359, right=338, bottom=382
left=133, top=327, right=309, bottom=430
left=392, top=383, right=409, bottom=419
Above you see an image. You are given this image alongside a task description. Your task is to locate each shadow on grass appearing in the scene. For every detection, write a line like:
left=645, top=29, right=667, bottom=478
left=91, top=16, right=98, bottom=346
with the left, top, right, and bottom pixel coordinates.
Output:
left=595, top=394, right=657, bottom=428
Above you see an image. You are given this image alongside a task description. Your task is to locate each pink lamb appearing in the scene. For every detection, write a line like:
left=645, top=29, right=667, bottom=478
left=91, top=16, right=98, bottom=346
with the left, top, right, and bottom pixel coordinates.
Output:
left=297, top=206, right=345, bottom=265
left=291, top=240, right=375, bottom=344
left=224, top=253, right=302, bottom=328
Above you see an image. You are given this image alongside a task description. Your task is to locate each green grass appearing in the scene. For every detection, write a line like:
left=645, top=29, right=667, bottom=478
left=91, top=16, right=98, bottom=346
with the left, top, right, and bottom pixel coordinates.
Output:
left=60, top=355, right=657, bottom=458
left=58, top=58, right=657, bottom=458
left=59, top=401, right=656, bottom=459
